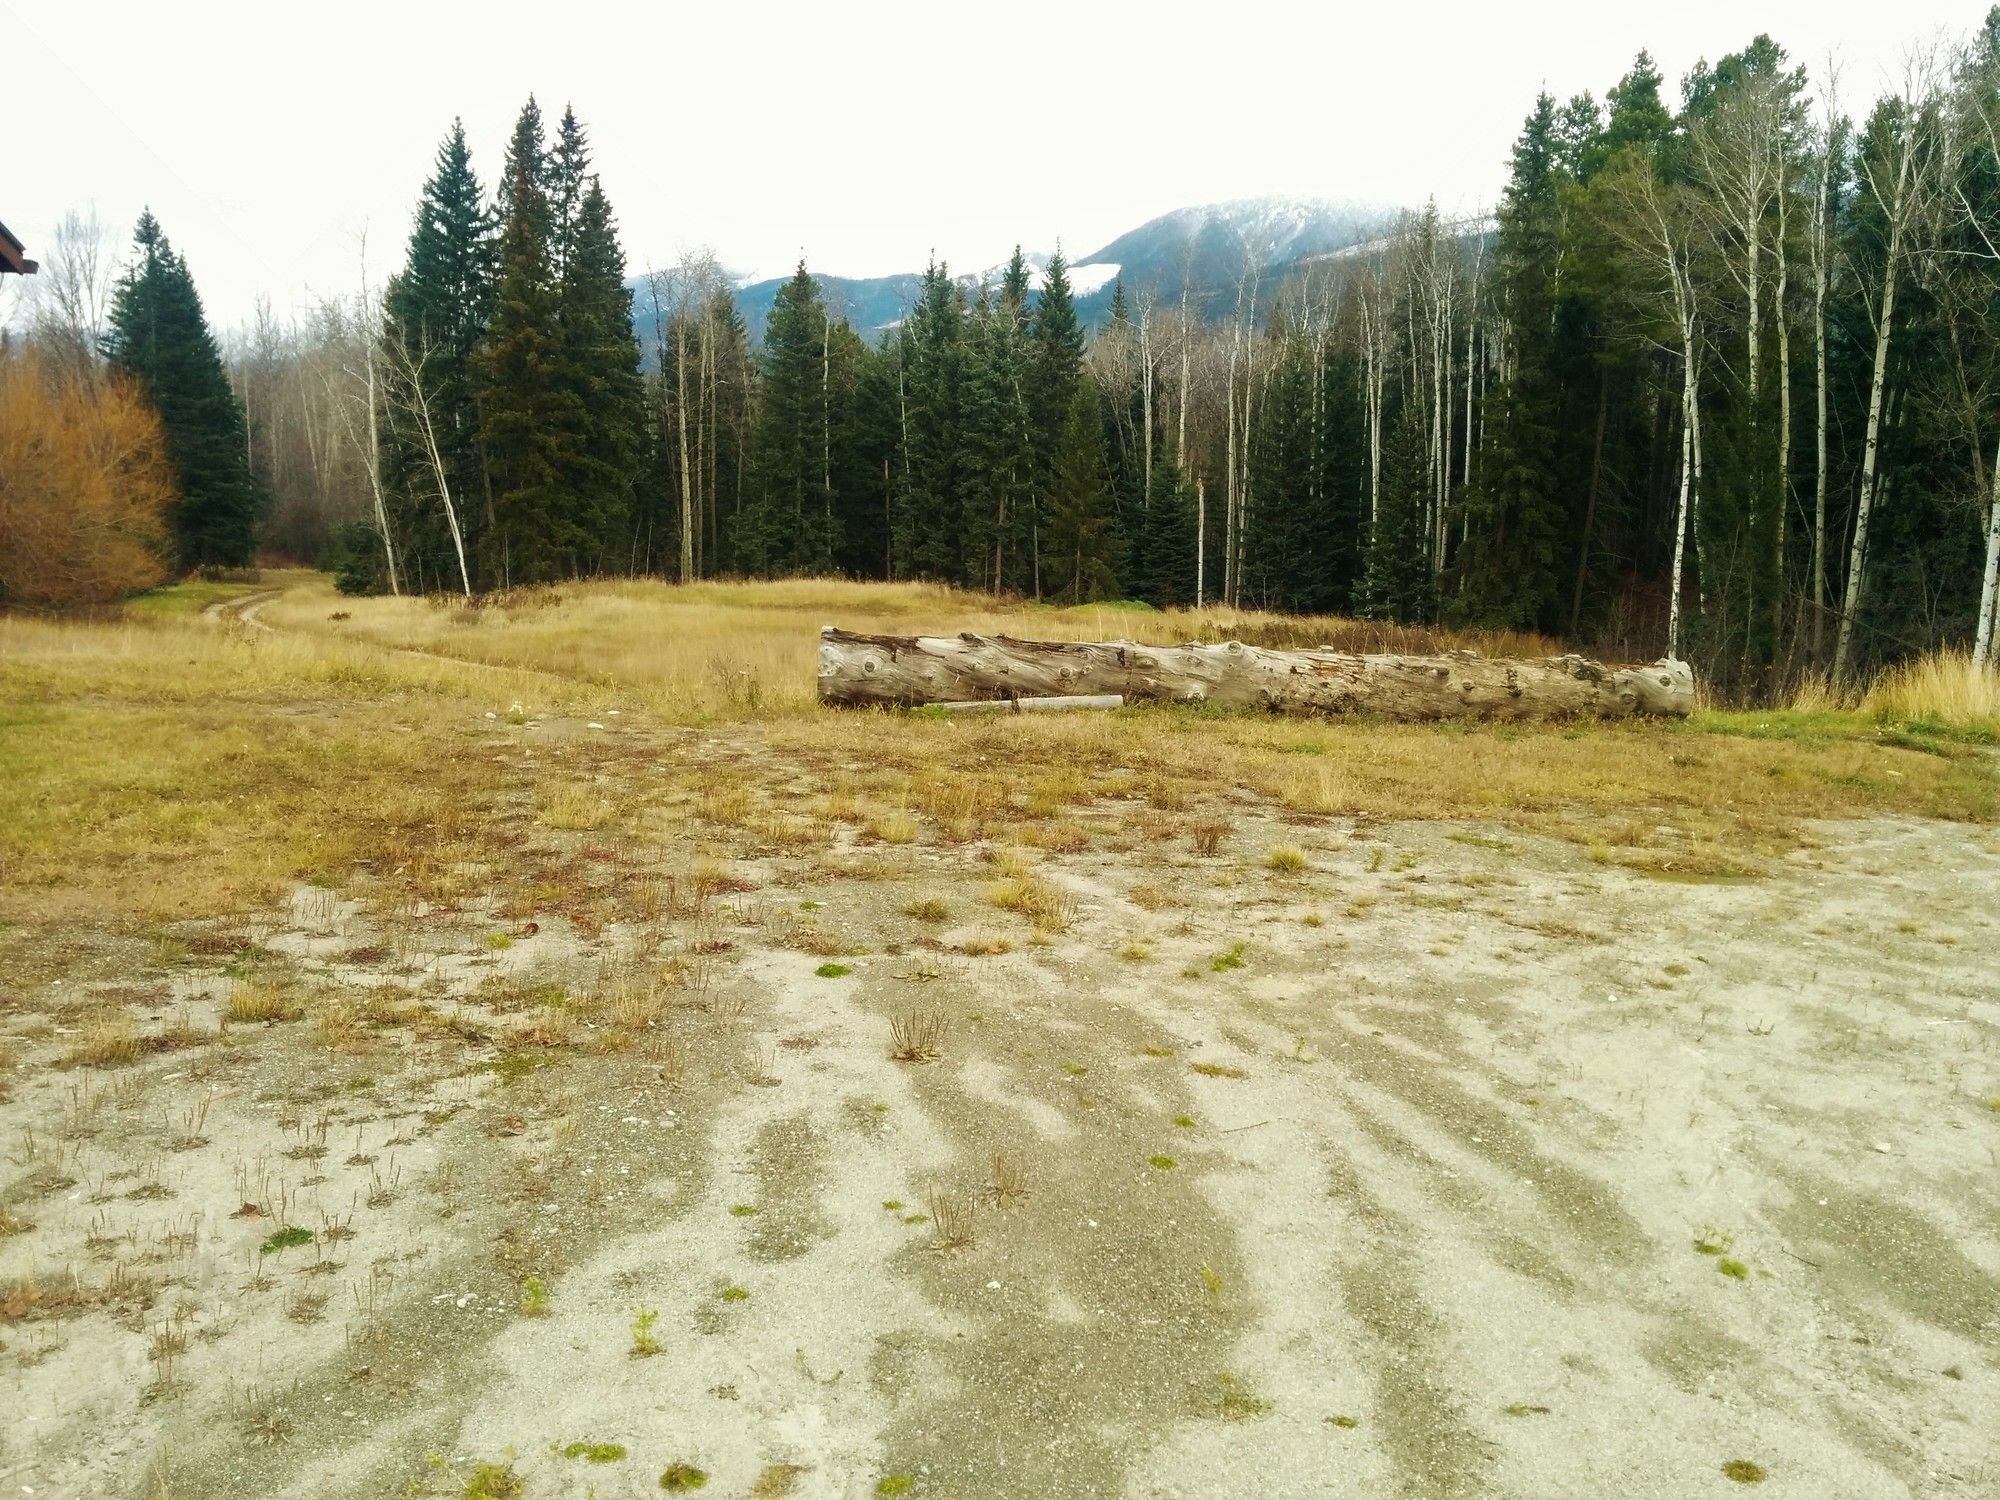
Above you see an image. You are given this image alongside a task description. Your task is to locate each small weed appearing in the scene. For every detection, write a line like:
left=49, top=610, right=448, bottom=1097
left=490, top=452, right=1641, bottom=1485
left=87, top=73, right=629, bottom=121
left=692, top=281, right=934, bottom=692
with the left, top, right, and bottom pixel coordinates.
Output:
left=1200, top=1264, right=1224, bottom=1299
left=1325, top=1414, right=1359, bottom=1429
left=1717, top=1259, right=1749, bottom=1280
left=1502, top=1403, right=1551, bottom=1417
left=889, top=1010, right=948, bottom=1063
left=1211, top=1373, right=1270, bottom=1421
left=1148, top=1155, right=1177, bottom=1170
left=925, top=1187, right=976, bottom=1250
left=1173, top=1114, right=1196, bottom=1128
left=1210, top=942, right=1247, bottom=972
left=1721, top=1459, right=1768, bottom=1484
left=520, top=1277, right=550, bottom=1316
left=875, top=1477, right=915, bottom=1497
left=1190, top=1061, right=1248, bottom=1080
left=464, top=1461, right=523, bottom=1499
left=729, top=1204, right=758, bottom=1217
left=558, top=1442, right=626, bottom=1463
left=1189, top=817, right=1230, bottom=856
left=285, top=1288, right=329, bottom=1325
left=630, top=1306, right=663, bottom=1358
left=259, top=1226, right=313, bottom=1255
left=719, top=1285, right=750, bottom=1303
left=1693, top=1229, right=1731, bottom=1256
left=753, top=1464, right=810, bottom=1497
left=659, top=1462, right=710, bottom=1491
left=989, top=1152, right=1028, bottom=1203
left=814, top=962, right=852, bottom=979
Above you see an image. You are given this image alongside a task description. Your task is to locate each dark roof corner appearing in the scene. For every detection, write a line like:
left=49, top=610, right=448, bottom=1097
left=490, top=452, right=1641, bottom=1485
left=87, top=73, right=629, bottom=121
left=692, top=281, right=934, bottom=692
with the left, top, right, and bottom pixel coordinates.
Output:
left=0, top=219, right=38, bottom=276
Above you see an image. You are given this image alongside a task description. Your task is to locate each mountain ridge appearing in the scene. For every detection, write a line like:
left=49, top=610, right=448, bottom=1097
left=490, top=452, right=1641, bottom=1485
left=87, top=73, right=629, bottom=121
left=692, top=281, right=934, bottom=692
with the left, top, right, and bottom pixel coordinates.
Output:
left=654, top=194, right=1397, bottom=346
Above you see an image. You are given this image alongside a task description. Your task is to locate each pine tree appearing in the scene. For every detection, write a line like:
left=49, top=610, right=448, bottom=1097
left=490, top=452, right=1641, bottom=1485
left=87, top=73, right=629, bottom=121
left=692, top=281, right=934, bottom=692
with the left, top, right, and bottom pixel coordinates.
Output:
left=1043, top=380, right=1120, bottom=603
left=103, top=210, right=263, bottom=569
left=1362, top=404, right=1436, bottom=622
left=896, top=261, right=968, bottom=581
left=1457, top=92, right=1571, bottom=627
left=959, top=286, right=1034, bottom=592
left=474, top=100, right=571, bottom=585
left=748, top=262, right=834, bottom=573
left=1138, top=451, right=1199, bottom=606
left=554, top=164, right=648, bottom=571
left=383, top=118, right=496, bottom=590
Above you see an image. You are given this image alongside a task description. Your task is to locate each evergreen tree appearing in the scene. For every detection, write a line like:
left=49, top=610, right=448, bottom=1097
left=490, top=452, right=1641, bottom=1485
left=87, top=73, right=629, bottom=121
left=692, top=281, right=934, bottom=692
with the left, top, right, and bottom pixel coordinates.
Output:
left=554, top=166, right=648, bottom=570
left=383, top=118, right=496, bottom=590
left=748, top=262, right=836, bottom=573
left=960, top=286, right=1035, bottom=592
left=895, top=261, right=968, bottom=581
left=103, top=210, right=263, bottom=568
left=474, top=100, right=571, bottom=585
left=1459, top=92, right=1572, bottom=627
left=1042, top=380, right=1120, bottom=602
left=1362, top=404, right=1436, bottom=622
left=1138, top=451, right=1200, bottom=606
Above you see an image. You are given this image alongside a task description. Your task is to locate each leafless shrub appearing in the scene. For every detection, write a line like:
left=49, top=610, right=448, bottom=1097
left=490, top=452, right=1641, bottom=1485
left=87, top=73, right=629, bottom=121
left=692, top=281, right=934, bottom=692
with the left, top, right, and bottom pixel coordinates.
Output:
left=989, top=1151, right=1028, bottom=1204
left=925, top=1185, right=977, bottom=1250
left=1189, top=817, right=1231, bottom=856
left=889, top=1010, right=949, bottom=1063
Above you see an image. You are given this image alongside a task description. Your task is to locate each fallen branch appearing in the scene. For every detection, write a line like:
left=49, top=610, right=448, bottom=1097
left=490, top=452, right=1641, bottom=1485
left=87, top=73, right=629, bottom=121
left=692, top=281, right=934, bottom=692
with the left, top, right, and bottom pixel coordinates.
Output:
left=818, top=627, right=1694, bottom=721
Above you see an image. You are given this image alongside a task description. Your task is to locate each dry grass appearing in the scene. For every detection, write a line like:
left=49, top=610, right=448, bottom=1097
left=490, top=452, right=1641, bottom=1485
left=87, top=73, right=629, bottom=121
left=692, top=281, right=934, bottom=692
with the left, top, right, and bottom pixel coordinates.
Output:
left=0, top=579, right=561, bottom=923
left=254, top=573, right=1558, bottom=725
left=5, top=577, right=1992, bottom=944
left=61, top=1013, right=140, bottom=1068
left=226, top=982, right=298, bottom=1025
left=987, top=874, right=1078, bottom=933
left=1860, top=650, right=2000, bottom=733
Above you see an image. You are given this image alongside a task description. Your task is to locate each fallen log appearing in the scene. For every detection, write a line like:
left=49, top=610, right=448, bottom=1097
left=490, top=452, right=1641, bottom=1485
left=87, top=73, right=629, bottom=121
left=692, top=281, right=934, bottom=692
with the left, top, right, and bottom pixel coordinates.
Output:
left=818, top=626, right=1694, bottom=721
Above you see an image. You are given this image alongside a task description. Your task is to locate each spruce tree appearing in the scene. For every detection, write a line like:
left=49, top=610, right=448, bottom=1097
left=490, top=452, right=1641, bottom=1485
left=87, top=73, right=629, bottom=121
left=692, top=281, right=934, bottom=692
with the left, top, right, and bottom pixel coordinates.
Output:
left=1139, top=452, right=1200, bottom=607
left=1458, top=92, right=1570, bottom=628
left=1042, top=380, right=1120, bottom=603
left=555, top=169, right=648, bottom=570
left=474, top=100, right=571, bottom=585
left=895, top=261, right=968, bottom=581
left=1362, top=404, right=1436, bottom=623
left=749, top=262, right=834, bottom=573
left=383, top=118, right=496, bottom=589
left=959, top=286, right=1034, bottom=593
left=103, top=210, right=264, bottom=569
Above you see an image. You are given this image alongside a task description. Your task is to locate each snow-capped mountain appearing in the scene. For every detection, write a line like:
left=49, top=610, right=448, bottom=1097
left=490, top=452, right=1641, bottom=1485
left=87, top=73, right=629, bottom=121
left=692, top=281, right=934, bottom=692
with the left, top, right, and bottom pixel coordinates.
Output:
left=699, top=195, right=1396, bottom=345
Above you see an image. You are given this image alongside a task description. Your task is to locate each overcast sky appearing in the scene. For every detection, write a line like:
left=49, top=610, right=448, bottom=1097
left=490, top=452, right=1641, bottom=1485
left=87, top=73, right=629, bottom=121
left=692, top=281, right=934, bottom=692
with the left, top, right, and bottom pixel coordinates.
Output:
left=2, top=0, right=1982, bottom=328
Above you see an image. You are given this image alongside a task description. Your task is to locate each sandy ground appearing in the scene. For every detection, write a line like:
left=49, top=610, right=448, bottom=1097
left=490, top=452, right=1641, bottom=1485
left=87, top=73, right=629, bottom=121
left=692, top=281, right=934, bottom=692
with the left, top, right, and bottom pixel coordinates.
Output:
left=2, top=716, right=1997, bottom=1500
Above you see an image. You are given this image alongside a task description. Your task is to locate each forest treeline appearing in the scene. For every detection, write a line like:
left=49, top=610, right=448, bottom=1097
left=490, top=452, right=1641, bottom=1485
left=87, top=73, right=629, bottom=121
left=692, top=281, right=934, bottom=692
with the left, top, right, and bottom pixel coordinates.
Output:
left=10, top=17, right=2000, bottom=694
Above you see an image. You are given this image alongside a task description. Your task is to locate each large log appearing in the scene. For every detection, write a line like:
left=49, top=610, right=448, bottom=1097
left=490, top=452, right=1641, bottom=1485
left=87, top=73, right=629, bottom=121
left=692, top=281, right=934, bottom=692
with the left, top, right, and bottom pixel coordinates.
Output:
left=817, top=626, right=1694, bottom=721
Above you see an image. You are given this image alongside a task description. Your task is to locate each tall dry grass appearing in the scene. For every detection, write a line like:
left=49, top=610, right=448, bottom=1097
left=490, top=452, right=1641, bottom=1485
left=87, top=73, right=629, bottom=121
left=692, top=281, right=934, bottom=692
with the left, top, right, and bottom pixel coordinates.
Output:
left=258, top=574, right=1562, bottom=724
left=1860, top=650, right=2000, bottom=733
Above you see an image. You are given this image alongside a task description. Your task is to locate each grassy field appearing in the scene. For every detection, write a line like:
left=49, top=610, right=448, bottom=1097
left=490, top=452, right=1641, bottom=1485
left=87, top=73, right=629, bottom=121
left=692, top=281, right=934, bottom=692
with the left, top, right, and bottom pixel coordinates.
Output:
left=2, top=574, right=1990, bottom=928
left=2, top=576, right=1996, bottom=1498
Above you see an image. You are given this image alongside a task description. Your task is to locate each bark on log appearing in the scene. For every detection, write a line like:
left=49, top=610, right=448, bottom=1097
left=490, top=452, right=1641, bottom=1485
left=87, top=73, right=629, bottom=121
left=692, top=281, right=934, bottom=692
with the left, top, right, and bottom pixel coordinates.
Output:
left=936, top=694, right=1124, bottom=714
left=818, top=627, right=1694, bottom=721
